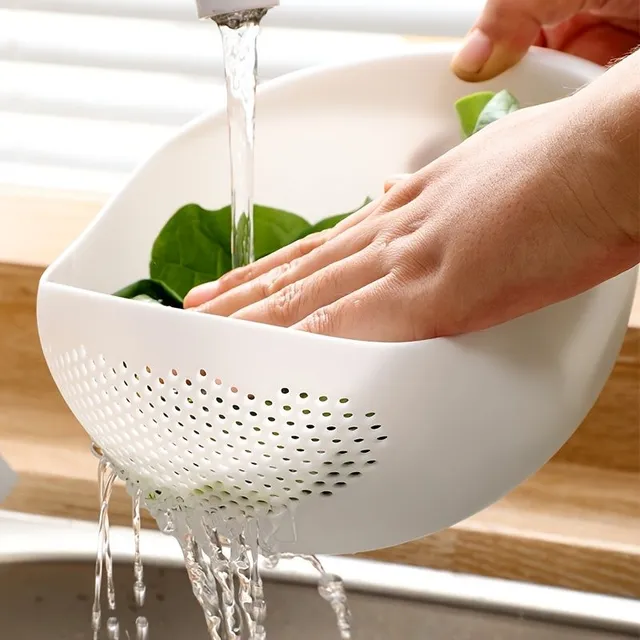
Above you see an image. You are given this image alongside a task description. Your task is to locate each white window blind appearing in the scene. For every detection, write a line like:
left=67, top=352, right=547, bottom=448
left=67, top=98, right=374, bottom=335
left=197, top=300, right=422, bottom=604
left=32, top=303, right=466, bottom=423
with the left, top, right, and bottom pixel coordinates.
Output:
left=0, top=1, right=480, bottom=192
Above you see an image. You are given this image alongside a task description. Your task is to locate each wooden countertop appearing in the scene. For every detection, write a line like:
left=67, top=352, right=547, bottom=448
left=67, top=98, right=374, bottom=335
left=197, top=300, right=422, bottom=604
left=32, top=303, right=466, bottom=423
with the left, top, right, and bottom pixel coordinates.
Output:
left=0, top=186, right=638, bottom=598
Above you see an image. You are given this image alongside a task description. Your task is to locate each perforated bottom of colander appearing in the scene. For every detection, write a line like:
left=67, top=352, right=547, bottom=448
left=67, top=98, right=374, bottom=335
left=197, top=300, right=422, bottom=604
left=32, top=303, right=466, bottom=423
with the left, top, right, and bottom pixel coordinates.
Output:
left=47, top=346, right=389, bottom=518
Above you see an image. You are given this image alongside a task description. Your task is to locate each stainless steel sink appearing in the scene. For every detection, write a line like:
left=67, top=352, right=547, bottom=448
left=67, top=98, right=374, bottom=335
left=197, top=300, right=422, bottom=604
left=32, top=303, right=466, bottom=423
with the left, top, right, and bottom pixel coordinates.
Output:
left=1, top=511, right=639, bottom=639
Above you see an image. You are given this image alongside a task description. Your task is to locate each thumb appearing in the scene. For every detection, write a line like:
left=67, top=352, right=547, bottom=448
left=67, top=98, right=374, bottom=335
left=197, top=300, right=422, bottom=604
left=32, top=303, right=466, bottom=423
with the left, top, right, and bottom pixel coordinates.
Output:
left=451, top=0, right=597, bottom=82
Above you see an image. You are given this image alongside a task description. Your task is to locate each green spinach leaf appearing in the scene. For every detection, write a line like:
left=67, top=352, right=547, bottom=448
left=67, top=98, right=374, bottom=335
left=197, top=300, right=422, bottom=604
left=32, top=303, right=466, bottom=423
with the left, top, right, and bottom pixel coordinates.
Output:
left=455, top=89, right=520, bottom=138
left=473, top=89, right=520, bottom=135
left=113, top=279, right=184, bottom=308
left=150, top=203, right=231, bottom=300
left=148, top=203, right=312, bottom=299
left=455, top=91, right=496, bottom=138
left=253, top=204, right=311, bottom=258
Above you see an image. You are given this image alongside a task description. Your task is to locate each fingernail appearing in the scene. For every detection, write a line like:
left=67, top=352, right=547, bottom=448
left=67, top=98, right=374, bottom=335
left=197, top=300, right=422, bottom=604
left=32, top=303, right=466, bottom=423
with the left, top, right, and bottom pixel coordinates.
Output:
left=453, top=29, right=493, bottom=74
left=184, top=281, right=219, bottom=308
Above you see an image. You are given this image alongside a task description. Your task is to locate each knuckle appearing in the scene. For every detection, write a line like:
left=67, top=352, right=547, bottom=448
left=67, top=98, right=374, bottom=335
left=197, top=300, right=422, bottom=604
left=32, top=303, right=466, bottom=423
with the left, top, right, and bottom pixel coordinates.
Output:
left=220, top=263, right=254, bottom=290
left=399, top=239, right=439, bottom=280
left=389, top=250, right=422, bottom=282
left=266, top=281, right=303, bottom=325
left=383, top=273, right=431, bottom=340
left=303, top=305, right=336, bottom=335
left=263, top=262, right=293, bottom=297
left=257, top=276, right=274, bottom=300
left=371, top=225, right=398, bottom=253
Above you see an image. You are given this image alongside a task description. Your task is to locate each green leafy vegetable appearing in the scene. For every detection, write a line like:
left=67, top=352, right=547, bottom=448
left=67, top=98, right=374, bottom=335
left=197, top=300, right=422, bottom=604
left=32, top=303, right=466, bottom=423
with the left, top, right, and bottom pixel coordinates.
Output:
left=115, top=89, right=520, bottom=307
left=455, top=89, right=520, bottom=138
left=149, top=203, right=232, bottom=300
left=455, top=91, right=496, bottom=138
left=113, top=279, right=183, bottom=307
left=119, top=199, right=368, bottom=304
left=473, top=89, right=520, bottom=135
left=253, top=204, right=311, bottom=258
left=148, top=203, right=313, bottom=299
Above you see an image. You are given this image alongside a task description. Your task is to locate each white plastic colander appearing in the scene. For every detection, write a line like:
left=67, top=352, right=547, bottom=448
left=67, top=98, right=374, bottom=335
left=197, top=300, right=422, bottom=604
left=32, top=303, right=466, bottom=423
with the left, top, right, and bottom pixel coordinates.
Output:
left=37, top=45, right=637, bottom=555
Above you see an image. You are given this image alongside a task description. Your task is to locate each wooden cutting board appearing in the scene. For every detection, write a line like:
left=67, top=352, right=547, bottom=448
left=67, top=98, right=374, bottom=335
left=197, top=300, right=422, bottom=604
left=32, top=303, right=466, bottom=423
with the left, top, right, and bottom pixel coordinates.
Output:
left=0, top=186, right=638, bottom=598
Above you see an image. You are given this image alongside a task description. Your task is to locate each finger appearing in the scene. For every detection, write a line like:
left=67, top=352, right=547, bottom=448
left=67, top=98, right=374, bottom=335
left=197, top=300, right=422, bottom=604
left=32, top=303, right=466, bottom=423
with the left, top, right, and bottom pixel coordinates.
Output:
left=384, top=173, right=412, bottom=193
left=543, top=15, right=640, bottom=66
left=184, top=231, right=327, bottom=308
left=232, top=248, right=384, bottom=327
left=183, top=196, right=381, bottom=309
left=195, top=223, right=376, bottom=317
left=293, top=276, right=422, bottom=342
left=451, top=0, right=605, bottom=82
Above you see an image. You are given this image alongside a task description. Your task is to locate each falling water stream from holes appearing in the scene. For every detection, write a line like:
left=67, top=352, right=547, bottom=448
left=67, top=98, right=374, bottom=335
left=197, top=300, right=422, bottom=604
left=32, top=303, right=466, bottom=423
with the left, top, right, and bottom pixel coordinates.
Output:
left=91, top=454, right=351, bottom=639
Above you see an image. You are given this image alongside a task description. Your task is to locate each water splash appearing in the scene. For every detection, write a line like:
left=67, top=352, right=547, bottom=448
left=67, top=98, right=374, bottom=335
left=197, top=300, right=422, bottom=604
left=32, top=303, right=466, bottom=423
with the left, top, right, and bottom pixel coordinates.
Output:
left=92, top=458, right=117, bottom=640
left=90, top=455, right=352, bottom=639
left=104, top=503, right=116, bottom=613
left=152, top=508, right=276, bottom=640
left=232, top=532, right=264, bottom=639
left=318, top=572, right=352, bottom=640
left=266, top=553, right=352, bottom=639
left=132, top=490, right=146, bottom=609
left=175, top=515, right=225, bottom=639
left=203, top=526, right=239, bottom=638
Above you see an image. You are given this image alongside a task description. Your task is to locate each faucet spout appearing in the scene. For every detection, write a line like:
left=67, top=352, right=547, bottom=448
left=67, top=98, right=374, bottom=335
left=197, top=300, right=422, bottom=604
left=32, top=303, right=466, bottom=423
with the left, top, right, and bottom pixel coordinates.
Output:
left=195, top=0, right=279, bottom=20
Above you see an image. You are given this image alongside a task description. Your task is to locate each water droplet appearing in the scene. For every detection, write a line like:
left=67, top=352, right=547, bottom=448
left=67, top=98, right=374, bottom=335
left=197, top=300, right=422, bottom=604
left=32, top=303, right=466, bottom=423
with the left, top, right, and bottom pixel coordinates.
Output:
left=133, top=581, right=146, bottom=609
left=135, top=616, right=149, bottom=640
left=106, top=616, right=120, bottom=640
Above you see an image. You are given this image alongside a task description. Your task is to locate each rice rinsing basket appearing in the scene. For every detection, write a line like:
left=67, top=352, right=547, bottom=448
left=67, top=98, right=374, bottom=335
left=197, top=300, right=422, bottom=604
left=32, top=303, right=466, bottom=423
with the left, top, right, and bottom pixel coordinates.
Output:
left=37, top=45, right=638, bottom=554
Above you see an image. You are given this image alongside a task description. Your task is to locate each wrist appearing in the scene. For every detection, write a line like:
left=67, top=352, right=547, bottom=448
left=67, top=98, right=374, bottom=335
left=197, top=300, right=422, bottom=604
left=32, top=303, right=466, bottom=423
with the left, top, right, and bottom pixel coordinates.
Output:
left=565, top=51, right=640, bottom=248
